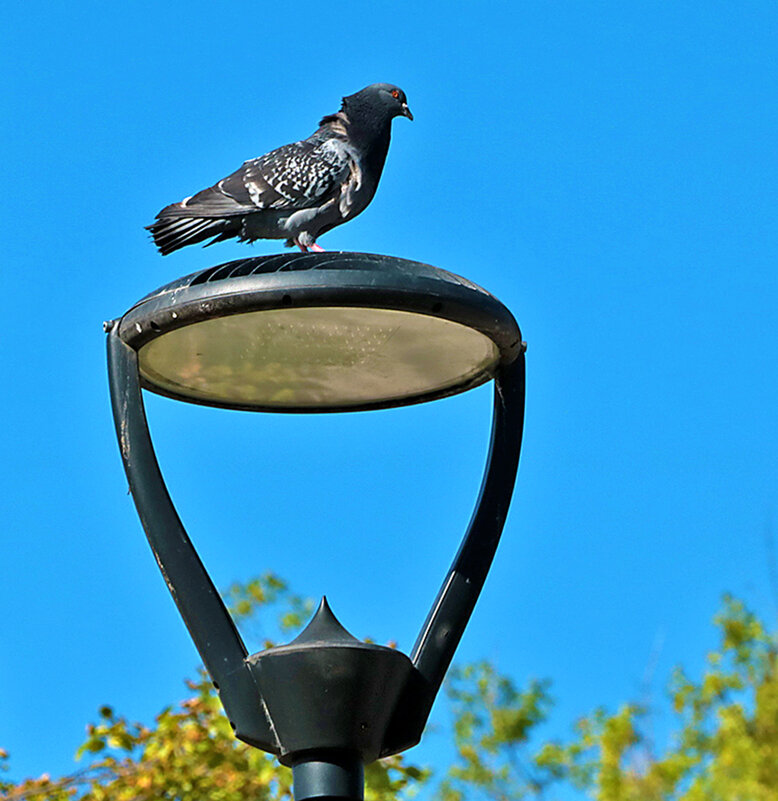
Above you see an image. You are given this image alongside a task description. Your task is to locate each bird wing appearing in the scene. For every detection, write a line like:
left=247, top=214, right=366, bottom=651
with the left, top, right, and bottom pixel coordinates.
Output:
left=156, top=133, right=355, bottom=220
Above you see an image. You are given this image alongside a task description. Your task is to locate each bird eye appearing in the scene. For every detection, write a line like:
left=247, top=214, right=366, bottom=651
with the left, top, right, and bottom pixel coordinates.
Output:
left=391, top=89, right=400, bottom=99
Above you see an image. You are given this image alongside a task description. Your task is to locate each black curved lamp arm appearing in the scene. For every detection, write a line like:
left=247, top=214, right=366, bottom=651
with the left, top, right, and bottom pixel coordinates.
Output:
left=106, top=324, right=275, bottom=751
left=410, top=352, right=526, bottom=694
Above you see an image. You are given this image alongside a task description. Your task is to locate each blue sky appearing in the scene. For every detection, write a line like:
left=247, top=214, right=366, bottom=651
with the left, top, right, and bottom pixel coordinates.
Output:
left=2, top=1, right=777, bottom=796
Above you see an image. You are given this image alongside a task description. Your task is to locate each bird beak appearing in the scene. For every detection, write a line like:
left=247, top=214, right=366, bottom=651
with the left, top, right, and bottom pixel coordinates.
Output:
left=401, top=103, right=414, bottom=121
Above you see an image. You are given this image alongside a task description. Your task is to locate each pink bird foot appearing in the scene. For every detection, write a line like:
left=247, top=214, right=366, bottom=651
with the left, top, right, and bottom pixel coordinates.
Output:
left=295, top=240, right=326, bottom=253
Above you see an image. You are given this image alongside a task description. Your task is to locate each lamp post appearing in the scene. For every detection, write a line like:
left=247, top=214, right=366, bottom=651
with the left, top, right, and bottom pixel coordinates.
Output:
left=106, top=251, right=526, bottom=801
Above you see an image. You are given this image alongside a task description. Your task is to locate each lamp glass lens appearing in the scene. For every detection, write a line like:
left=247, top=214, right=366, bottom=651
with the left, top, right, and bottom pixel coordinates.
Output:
left=138, top=307, right=500, bottom=409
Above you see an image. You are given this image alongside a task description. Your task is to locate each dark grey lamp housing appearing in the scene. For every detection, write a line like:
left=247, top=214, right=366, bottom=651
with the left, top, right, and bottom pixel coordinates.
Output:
left=106, top=252, right=526, bottom=801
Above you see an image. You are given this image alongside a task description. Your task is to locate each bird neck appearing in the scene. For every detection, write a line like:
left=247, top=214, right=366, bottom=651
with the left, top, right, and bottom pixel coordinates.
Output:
left=361, top=124, right=392, bottom=177
left=343, top=114, right=392, bottom=182
left=341, top=100, right=392, bottom=147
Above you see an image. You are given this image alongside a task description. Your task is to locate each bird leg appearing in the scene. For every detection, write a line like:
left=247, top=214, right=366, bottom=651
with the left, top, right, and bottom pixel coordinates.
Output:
left=294, top=234, right=326, bottom=253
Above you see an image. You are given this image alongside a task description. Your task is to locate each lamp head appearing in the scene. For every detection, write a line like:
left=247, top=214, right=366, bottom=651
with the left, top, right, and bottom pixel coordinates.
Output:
left=115, top=252, right=522, bottom=413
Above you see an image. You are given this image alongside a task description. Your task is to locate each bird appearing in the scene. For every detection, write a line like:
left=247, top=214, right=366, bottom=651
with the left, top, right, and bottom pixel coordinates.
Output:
left=147, top=83, right=413, bottom=255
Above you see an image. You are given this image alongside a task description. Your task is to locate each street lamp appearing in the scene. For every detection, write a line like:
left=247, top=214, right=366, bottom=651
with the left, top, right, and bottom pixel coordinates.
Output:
left=106, top=251, right=526, bottom=801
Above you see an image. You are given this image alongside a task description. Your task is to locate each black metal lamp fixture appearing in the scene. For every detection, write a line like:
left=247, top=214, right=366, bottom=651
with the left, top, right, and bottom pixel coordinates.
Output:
left=106, top=251, right=526, bottom=801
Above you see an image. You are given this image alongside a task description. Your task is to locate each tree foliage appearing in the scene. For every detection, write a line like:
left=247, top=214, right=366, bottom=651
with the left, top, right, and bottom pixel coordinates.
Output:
left=439, top=663, right=554, bottom=801
left=439, top=594, right=778, bottom=801
left=2, top=581, right=776, bottom=801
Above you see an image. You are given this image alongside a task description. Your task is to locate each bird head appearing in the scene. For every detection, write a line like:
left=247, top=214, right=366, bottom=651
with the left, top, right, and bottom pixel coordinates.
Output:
left=343, top=83, right=414, bottom=122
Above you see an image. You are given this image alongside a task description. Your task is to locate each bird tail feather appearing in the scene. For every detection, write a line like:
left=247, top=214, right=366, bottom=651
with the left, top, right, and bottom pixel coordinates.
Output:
left=146, top=216, right=237, bottom=255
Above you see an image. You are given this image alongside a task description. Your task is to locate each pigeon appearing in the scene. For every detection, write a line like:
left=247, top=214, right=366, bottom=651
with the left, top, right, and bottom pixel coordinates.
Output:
left=147, top=83, right=413, bottom=255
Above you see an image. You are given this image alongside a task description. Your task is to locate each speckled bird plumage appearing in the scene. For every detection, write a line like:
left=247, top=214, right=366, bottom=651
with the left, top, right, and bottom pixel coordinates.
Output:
left=147, top=83, right=412, bottom=255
